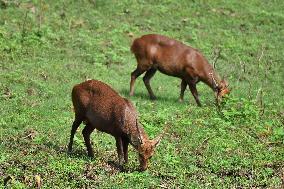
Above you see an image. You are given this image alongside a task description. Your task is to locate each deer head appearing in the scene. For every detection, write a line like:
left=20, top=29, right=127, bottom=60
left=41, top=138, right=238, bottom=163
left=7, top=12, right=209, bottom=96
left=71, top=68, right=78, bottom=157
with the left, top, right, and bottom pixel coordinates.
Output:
left=210, top=73, right=230, bottom=103
left=135, top=123, right=171, bottom=171
left=134, top=122, right=166, bottom=171
left=218, top=79, right=230, bottom=98
left=137, top=136, right=161, bottom=171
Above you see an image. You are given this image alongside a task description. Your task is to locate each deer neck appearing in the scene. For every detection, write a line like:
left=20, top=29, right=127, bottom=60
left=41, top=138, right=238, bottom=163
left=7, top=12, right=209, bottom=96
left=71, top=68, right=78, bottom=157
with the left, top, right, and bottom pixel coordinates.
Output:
left=204, top=70, right=221, bottom=92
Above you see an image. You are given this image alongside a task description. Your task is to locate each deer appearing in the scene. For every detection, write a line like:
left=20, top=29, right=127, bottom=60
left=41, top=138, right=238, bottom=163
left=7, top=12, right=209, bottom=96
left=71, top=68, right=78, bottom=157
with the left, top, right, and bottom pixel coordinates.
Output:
left=129, top=34, right=230, bottom=106
left=68, top=79, right=163, bottom=171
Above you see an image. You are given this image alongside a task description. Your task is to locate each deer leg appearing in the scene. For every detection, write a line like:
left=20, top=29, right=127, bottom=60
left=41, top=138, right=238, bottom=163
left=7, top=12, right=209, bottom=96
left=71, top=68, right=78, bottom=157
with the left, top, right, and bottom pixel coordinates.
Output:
left=143, top=68, right=157, bottom=100
left=122, top=137, right=129, bottom=163
left=179, top=79, right=187, bottom=102
left=115, top=137, right=124, bottom=165
left=188, top=83, right=202, bottom=107
left=82, top=124, right=95, bottom=157
left=68, top=115, right=83, bottom=153
left=130, top=68, right=145, bottom=96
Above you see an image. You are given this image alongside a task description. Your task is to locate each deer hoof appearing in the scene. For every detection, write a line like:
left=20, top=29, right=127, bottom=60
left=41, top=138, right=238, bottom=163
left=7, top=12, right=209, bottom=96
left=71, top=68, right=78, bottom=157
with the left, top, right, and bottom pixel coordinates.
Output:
left=150, top=96, right=157, bottom=100
left=88, top=153, right=94, bottom=158
left=178, top=98, right=184, bottom=103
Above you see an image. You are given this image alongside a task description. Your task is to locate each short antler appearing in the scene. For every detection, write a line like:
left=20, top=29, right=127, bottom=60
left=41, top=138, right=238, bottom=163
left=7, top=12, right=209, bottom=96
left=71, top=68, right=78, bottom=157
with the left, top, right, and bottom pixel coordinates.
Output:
left=209, top=72, right=219, bottom=90
left=135, top=119, right=143, bottom=144
left=212, top=47, right=221, bottom=69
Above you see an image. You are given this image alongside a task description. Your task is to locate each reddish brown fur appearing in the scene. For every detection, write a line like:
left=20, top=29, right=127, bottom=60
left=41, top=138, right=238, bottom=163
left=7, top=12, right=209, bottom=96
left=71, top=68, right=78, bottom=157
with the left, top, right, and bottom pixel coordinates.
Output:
left=68, top=79, right=161, bottom=171
left=129, top=34, right=229, bottom=106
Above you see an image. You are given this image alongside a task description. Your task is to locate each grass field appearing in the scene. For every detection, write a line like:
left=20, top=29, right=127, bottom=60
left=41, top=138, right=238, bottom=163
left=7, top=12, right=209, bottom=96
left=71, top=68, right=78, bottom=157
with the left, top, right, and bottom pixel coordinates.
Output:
left=0, top=0, right=284, bottom=188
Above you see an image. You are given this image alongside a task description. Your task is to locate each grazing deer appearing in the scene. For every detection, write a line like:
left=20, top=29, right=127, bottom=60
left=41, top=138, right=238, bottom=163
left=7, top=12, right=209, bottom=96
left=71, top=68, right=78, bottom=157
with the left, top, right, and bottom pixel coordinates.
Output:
left=129, top=34, right=230, bottom=106
left=68, top=79, right=162, bottom=171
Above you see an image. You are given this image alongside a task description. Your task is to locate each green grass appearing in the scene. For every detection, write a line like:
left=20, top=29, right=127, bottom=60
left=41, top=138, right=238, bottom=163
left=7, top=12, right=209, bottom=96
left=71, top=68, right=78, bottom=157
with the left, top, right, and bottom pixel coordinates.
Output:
left=0, top=0, right=283, bottom=188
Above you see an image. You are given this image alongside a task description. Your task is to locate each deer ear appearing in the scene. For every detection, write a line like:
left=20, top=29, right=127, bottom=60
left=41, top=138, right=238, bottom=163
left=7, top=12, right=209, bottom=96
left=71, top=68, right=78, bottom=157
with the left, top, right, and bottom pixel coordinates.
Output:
left=222, top=76, right=229, bottom=86
left=151, top=124, right=171, bottom=148
left=151, top=137, right=161, bottom=148
left=224, top=80, right=229, bottom=88
left=220, top=78, right=229, bottom=88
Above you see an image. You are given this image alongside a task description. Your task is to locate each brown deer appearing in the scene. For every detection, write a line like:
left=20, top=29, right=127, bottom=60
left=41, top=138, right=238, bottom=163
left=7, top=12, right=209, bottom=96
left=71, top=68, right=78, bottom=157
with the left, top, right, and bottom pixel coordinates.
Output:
left=68, top=79, right=162, bottom=171
left=129, top=34, right=230, bottom=106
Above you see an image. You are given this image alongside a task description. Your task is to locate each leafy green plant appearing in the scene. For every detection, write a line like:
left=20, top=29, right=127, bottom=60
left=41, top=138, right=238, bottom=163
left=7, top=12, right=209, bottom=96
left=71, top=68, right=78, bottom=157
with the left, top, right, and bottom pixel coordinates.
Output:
left=220, top=97, right=259, bottom=125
